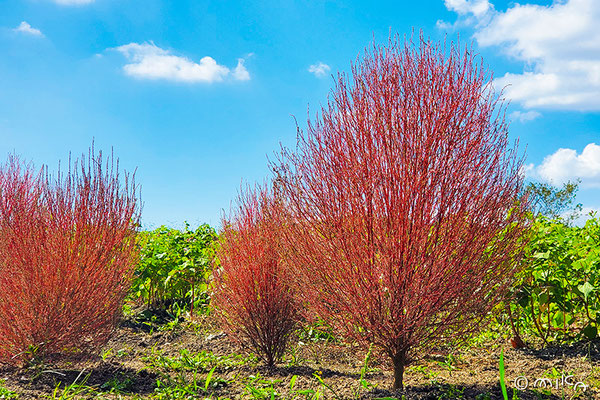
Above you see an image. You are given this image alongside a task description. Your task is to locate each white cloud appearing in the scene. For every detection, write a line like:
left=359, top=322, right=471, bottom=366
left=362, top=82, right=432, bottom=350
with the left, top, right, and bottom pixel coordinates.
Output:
left=308, top=62, right=331, bottom=78
left=13, top=21, right=43, bottom=37
left=114, top=42, right=250, bottom=83
left=52, top=0, right=95, bottom=5
left=530, top=143, right=600, bottom=188
left=444, top=0, right=491, bottom=18
left=443, top=0, right=600, bottom=111
left=436, top=19, right=455, bottom=30
left=232, top=58, right=250, bottom=81
left=509, top=110, right=541, bottom=123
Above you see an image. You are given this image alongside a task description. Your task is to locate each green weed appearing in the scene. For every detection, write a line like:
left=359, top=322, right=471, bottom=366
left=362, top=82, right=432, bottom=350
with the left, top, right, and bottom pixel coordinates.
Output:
left=0, top=379, right=18, bottom=399
left=45, top=370, right=92, bottom=400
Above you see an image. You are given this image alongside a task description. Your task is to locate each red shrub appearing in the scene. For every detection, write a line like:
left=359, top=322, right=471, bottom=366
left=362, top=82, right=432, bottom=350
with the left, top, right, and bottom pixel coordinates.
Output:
left=212, top=184, right=297, bottom=367
left=274, top=35, right=530, bottom=389
left=0, top=150, right=139, bottom=365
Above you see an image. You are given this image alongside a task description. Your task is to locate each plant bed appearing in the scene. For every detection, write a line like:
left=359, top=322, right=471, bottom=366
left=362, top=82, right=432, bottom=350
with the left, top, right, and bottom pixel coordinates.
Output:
left=0, top=312, right=598, bottom=399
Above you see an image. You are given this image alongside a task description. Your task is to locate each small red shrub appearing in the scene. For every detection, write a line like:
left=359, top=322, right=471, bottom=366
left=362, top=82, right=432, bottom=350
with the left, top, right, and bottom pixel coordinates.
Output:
left=0, top=150, right=139, bottom=365
left=212, top=184, right=297, bottom=367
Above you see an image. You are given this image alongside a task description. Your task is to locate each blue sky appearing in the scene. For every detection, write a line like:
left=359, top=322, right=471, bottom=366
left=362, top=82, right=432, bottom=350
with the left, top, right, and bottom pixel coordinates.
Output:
left=0, top=0, right=598, bottom=229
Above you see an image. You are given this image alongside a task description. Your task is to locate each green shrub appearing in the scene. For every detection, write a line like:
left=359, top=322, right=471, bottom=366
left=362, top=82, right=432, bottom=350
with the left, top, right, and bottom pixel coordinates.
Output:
left=507, top=215, right=600, bottom=344
left=130, top=223, right=217, bottom=316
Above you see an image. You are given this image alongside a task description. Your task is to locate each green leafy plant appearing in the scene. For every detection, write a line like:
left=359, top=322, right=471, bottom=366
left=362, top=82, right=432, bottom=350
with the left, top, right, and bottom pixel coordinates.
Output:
left=100, top=372, right=135, bottom=394
left=409, top=365, right=439, bottom=383
left=357, top=344, right=377, bottom=394
left=151, top=355, right=229, bottom=400
left=311, top=371, right=342, bottom=400
left=507, top=215, right=600, bottom=345
left=439, top=354, right=458, bottom=377
left=131, top=223, right=217, bottom=317
left=298, top=320, right=338, bottom=343
left=244, top=373, right=283, bottom=399
left=436, top=384, right=464, bottom=400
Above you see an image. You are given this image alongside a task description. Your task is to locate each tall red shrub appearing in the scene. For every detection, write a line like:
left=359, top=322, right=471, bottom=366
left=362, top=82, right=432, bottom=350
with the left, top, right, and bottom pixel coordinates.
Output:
left=274, top=35, right=530, bottom=389
left=212, top=184, right=297, bottom=367
left=0, top=150, right=139, bottom=365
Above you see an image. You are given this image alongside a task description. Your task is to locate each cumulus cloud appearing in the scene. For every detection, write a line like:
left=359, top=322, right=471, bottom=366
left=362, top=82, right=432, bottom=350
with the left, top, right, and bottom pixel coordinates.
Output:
left=442, top=0, right=600, bottom=111
left=529, top=143, right=600, bottom=188
left=509, top=110, right=541, bottom=123
left=308, top=62, right=331, bottom=78
left=438, top=0, right=493, bottom=29
left=114, top=42, right=250, bottom=83
left=435, top=19, right=455, bottom=30
left=13, top=21, right=43, bottom=37
left=444, top=0, right=491, bottom=18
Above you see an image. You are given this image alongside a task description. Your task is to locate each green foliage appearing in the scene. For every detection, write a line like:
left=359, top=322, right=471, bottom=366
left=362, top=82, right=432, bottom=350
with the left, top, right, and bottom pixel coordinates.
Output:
left=143, top=348, right=256, bottom=373
left=438, top=354, right=458, bottom=377
left=525, top=180, right=582, bottom=222
left=0, top=379, right=18, bottom=399
left=100, top=373, right=135, bottom=393
left=130, top=223, right=217, bottom=315
left=244, top=374, right=282, bottom=399
left=153, top=369, right=228, bottom=400
left=357, top=344, right=378, bottom=395
left=434, top=383, right=465, bottom=400
left=46, top=370, right=92, bottom=400
left=508, top=216, right=600, bottom=344
left=297, top=320, right=338, bottom=343
left=145, top=348, right=234, bottom=399
left=408, top=365, right=439, bottom=382
left=133, top=304, right=188, bottom=333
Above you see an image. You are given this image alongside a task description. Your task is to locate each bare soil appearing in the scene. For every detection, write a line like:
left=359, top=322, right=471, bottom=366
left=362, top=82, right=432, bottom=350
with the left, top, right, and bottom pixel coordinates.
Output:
left=1, top=311, right=599, bottom=399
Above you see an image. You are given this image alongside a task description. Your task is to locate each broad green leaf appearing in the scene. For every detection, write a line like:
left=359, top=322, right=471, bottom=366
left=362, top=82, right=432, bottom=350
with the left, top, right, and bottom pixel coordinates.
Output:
left=538, top=292, right=550, bottom=304
left=578, top=282, right=595, bottom=301
left=552, top=311, right=565, bottom=328
left=583, top=324, right=598, bottom=339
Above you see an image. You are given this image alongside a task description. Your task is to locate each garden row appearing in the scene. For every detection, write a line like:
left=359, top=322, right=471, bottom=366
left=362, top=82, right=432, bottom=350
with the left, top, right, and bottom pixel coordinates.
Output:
left=130, top=213, right=600, bottom=358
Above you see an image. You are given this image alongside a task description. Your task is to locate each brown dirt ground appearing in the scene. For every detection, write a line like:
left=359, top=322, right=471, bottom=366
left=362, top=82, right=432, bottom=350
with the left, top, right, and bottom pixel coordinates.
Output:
left=1, top=311, right=599, bottom=400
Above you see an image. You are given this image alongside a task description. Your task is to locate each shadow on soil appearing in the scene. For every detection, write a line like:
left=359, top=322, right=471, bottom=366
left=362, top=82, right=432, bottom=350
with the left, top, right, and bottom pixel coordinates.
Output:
left=9, top=363, right=158, bottom=395
left=367, top=382, right=584, bottom=399
left=256, top=364, right=361, bottom=379
left=516, top=338, right=600, bottom=362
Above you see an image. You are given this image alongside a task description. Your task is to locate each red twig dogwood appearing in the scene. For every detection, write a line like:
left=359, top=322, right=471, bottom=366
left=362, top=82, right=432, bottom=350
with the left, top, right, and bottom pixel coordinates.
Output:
left=274, top=35, right=530, bottom=390
left=0, top=150, right=139, bottom=365
left=213, top=184, right=297, bottom=367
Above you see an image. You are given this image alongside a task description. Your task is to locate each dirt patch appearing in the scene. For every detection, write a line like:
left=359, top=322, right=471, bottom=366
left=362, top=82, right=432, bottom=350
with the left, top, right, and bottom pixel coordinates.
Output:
left=1, top=313, right=598, bottom=399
